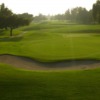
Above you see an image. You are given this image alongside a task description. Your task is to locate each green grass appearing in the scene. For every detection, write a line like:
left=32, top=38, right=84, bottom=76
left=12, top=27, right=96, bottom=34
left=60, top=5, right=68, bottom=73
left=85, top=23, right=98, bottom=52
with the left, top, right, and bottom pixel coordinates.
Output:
left=0, top=63, right=100, bottom=100
left=0, top=22, right=100, bottom=62
left=0, top=21, right=100, bottom=100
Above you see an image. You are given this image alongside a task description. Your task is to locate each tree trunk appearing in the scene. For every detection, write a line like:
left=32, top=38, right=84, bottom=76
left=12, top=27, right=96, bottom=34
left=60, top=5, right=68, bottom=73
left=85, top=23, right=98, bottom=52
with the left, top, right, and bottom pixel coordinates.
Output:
left=10, top=27, right=13, bottom=36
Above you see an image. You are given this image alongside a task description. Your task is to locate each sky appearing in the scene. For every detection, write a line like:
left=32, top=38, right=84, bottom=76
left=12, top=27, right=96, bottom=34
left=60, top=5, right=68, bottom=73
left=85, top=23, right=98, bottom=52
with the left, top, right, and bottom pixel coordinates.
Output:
left=0, top=0, right=96, bottom=16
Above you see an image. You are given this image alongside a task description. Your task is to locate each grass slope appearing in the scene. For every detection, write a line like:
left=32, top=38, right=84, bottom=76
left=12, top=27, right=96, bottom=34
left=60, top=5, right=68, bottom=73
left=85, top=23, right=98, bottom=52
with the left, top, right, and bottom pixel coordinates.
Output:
left=0, top=22, right=100, bottom=99
left=0, top=21, right=100, bottom=62
left=0, top=63, right=100, bottom=100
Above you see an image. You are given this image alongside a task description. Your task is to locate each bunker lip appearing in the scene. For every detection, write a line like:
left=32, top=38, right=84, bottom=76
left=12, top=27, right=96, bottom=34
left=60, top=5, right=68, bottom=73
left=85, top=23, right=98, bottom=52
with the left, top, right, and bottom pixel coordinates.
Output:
left=0, top=54, right=100, bottom=70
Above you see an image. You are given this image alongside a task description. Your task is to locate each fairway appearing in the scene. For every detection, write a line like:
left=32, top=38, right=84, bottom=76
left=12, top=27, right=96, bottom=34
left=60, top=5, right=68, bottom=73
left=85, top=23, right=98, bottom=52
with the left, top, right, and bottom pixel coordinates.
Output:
left=0, top=21, right=100, bottom=100
left=0, top=22, right=100, bottom=62
left=1, top=0, right=100, bottom=99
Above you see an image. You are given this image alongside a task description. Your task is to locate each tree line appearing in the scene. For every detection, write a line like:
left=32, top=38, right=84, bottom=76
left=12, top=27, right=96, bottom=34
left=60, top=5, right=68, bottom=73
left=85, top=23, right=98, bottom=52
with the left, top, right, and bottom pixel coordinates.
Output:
left=0, top=3, right=33, bottom=36
left=0, top=0, right=100, bottom=36
left=50, top=7, right=93, bottom=24
left=33, top=8, right=93, bottom=24
left=93, top=0, right=100, bottom=23
left=33, top=0, right=100, bottom=24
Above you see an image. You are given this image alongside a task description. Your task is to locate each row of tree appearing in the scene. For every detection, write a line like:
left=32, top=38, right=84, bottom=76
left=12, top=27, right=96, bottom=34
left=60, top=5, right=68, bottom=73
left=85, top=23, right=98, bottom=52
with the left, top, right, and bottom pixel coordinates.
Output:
left=93, top=0, right=100, bottom=23
left=0, top=0, right=100, bottom=36
left=33, top=0, right=100, bottom=24
left=33, top=8, right=93, bottom=24
left=0, top=3, right=33, bottom=36
left=50, top=8, right=93, bottom=24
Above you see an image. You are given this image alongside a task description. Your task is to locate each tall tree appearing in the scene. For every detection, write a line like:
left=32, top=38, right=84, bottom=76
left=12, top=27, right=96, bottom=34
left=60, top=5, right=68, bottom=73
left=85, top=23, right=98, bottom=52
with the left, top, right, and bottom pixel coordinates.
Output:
left=34, top=14, right=47, bottom=22
left=0, top=3, right=33, bottom=36
left=0, top=3, right=12, bottom=29
left=76, top=7, right=89, bottom=23
left=18, top=13, right=33, bottom=22
left=65, top=9, right=71, bottom=20
left=64, top=7, right=93, bottom=24
left=93, top=0, right=100, bottom=23
left=7, top=14, right=31, bottom=36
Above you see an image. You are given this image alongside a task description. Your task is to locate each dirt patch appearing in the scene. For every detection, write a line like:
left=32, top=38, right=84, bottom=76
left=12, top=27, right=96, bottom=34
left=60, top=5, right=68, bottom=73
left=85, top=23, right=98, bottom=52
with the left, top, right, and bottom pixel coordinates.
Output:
left=0, top=54, right=100, bottom=70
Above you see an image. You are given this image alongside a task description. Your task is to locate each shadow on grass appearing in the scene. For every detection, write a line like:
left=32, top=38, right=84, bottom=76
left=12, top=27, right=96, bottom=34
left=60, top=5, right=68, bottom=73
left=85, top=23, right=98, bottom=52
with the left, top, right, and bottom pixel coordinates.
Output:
left=59, top=30, right=100, bottom=34
left=0, top=36, right=23, bottom=42
left=22, top=26, right=42, bottom=31
left=75, top=29, right=100, bottom=33
left=22, top=26, right=100, bottom=33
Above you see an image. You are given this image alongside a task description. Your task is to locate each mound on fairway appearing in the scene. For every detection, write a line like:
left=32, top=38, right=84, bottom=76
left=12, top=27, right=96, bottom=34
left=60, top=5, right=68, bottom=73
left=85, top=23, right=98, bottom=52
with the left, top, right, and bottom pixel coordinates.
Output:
left=0, top=54, right=100, bottom=70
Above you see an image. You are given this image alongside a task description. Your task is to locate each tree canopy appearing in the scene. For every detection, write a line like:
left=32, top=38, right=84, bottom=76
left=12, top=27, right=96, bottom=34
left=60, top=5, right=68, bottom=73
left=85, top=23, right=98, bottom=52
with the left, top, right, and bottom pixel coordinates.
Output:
left=0, top=1, right=100, bottom=36
left=50, top=7, right=93, bottom=24
left=0, top=3, right=33, bottom=36
left=93, top=0, right=100, bottom=23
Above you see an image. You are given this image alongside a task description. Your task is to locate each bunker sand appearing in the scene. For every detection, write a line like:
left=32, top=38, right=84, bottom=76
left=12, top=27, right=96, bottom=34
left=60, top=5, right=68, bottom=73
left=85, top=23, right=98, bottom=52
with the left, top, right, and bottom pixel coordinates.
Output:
left=0, top=54, right=100, bottom=70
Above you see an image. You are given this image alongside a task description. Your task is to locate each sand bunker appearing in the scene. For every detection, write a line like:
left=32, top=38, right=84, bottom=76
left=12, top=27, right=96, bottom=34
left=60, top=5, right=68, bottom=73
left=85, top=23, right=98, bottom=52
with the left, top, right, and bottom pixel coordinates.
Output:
left=0, top=54, right=100, bottom=70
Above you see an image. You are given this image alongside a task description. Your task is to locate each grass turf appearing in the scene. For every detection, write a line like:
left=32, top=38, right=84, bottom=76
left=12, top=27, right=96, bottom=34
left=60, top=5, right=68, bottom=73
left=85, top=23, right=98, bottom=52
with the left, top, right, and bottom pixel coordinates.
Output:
left=0, top=63, right=100, bottom=100
left=0, top=21, right=100, bottom=100
left=0, top=21, right=100, bottom=62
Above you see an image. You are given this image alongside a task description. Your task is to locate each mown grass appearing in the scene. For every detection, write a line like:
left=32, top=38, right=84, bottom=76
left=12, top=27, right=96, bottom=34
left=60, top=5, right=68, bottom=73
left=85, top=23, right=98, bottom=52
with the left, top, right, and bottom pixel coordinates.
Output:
left=0, top=63, right=100, bottom=100
left=0, top=21, right=100, bottom=62
left=0, top=21, right=100, bottom=100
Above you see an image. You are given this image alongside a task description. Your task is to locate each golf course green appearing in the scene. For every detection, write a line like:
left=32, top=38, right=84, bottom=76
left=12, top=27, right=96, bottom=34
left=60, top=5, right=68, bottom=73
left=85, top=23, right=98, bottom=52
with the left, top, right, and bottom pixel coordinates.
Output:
left=0, top=21, right=100, bottom=100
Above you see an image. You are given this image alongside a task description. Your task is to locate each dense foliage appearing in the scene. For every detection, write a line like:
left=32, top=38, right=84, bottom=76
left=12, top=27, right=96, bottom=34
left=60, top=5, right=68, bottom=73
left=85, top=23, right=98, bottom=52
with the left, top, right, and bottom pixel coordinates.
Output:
left=0, top=3, right=33, bottom=36
left=0, top=0, right=100, bottom=36
left=33, top=0, right=100, bottom=24
left=51, top=7, right=93, bottom=24
left=93, top=0, right=100, bottom=23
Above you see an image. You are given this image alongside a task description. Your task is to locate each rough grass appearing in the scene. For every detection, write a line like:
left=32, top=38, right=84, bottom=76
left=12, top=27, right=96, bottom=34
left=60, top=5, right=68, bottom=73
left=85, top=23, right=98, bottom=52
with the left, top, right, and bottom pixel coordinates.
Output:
left=0, top=63, right=100, bottom=100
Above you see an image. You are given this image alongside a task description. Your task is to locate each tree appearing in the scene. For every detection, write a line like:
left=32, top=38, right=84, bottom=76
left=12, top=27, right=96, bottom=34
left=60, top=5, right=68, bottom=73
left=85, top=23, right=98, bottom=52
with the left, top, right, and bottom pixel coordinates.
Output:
left=65, top=9, right=71, bottom=20
left=34, top=14, right=47, bottom=22
left=18, top=13, right=33, bottom=22
left=52, top=14, right=63, bottom=20
left=0, top=3, right=12, bottom=16
left=93, top=0, right=100, bottom=23
left=70, top=7, right=78, bottom=22
left=0, top=3, right=33, bottom=36
left=0, top=3, right=12, bottom=29
left=64, top=7, right=93, bottom=24
left=76, top=7, right=90, bottom=24
left=7, top=14, right=31, bottom=36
